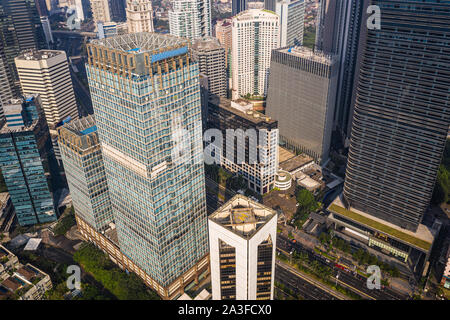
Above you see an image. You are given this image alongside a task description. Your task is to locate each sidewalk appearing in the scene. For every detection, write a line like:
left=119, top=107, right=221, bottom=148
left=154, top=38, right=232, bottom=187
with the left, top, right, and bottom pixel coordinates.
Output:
left=276, top=259, right=350, bottom=300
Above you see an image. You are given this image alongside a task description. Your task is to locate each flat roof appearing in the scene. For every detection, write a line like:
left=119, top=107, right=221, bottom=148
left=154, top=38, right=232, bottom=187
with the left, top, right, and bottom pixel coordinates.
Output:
left=16, top=50, right=64, bottom=61
left=328, top=196, right=434, bottom=252
left=210, top=96, right=276, bottom=125
left=209, top=195, right=276, bottom=239
left=278, top=46, right=334, bottom=65
left=279, top=154, right=314, bottom=173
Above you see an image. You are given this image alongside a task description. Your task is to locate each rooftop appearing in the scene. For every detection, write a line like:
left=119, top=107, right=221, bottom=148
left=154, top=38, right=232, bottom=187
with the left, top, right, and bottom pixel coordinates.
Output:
left=192, top=37, right=223, bottom=52
left=209, top=195, right=277, bottom=239
left=89, top=32, right=189, bottom=55
left=16, top=49, right=64, bottom=61
left=278, top=46, right=335, bottom=65
left=210, top=96, right=276, bottom=125
left=279, top=153, right=314, bottom=173
left=234, top=9, right=279, bottom=20
left=60, top=115, right=96, bottom=137
left=328, top=195, right=435, bottom=252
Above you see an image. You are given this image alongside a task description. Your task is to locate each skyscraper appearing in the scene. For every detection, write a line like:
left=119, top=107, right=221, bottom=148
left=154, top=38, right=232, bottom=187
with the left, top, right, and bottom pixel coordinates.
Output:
left=232, top=0, right=247, bottom=16
left=40, top=16, right=54, bottom=47
left=15, top=50, right=78, bottom=130
left=58, top=115, right=113, bottom=231
left=15, top=49, right=79, bottom=164
left=342, top=0, right=450, bottom=232
left=192, top=37, right=227, bottom=99
left=0, top=0, right=47, bottom=96
left=315, top=0, right=364, bottom=140
left=126, top=0, right=154, bottom=33
left=86, top=33, right=209, bottom=298
left=276, top=0, right=305, bottom=47
left=264, top=0, right=276, bottom=12
left=169, top=0, right=211, bottom=41
left=74, top=0, right=85, bottom=21
left=215, top=19, right=232, bottom=68
left=266, top=47, right=338, bottom=163
left=90, top=0, right=111, bottom=24
left=0, top=54, right=14, bottom=118
left=231, top=9, right=279, bottom=100
left=109, top=0, right=126, bottom=22
left=209, top=195, right=277, bottom=300
left=0, top=95, right=57, bottom=226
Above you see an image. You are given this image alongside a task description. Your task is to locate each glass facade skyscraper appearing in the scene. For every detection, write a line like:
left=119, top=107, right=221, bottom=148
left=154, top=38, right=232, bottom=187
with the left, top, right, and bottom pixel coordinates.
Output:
left=0, top=95, right=57, bottom=226
left=85, top=33, right=209, bottom=290
left=58, top=115, right=114, bottom=231
left=343, top=0, right=450, bottom=232
left=0, top=0, right=47, bottom=97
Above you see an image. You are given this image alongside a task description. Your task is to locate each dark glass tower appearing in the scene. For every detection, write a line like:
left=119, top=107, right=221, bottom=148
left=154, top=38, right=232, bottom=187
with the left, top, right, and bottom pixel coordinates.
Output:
left=343, top=0, right=450, bottom=232
left=0, top=0, right=47, bottom=96
left=264, top=0, right=276, bottom=12
left=232, top=0, right=247, bottom=16
left=0, top=95, right=57, bottom=226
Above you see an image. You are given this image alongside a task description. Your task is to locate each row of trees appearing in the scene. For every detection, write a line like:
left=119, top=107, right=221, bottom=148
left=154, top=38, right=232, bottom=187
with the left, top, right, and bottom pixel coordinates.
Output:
left=432, top=139, right=450, bottom=204
left=73, top=243, right=160, bottom=300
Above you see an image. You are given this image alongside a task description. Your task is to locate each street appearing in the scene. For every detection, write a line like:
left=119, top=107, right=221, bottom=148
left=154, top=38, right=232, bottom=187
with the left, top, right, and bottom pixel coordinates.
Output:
left=277, top=234, right=408, bottom=300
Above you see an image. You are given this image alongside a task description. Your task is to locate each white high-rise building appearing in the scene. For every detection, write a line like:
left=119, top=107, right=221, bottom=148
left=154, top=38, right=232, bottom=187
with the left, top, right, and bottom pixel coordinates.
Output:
left=90, top=0, right=111, bottom=24
left=231, top=9, right=279, bottom=100
left=74, top=0, right=85, bottom=21
left=168, top=0, right=211, bottom=41
left=15, top=50, right=78, bottom=129
left=126, top=0, right=154, bottom=33
left=208, top=195, right=277, bottom=300
left=15, top=50, right=79, bottom=163
left=276, top=0, right=305, bottom=47
left=40, top=16, right=54, bottom=46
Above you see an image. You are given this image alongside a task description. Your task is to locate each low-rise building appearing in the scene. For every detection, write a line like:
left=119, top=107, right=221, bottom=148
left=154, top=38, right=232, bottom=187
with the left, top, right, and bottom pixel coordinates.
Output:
left=327, top=194, right=438, bottom=278
left=0, top=245, right=52, bottom=300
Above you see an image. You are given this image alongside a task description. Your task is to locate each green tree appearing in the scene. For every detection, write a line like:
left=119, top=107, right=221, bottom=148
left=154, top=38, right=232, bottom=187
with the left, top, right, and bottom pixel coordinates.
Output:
left=296, top=189, right=319, bottom=215
left=432, top=164, right=449, bottom=204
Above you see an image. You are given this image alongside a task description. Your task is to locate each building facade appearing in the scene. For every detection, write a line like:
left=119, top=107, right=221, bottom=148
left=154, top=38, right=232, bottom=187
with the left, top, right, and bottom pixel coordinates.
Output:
left=126, top=0, right=154, bottom=33
left=40, top=16, right=54, bottom=47
left=266, top=47, right=338, bottom=163
left=215, top=19, right=232, bottom=70
left=276, top=0, right=305, bottom=47
left=0, top=95, right=57, bottom=226
left=315, top=0, right=364, bottom=140
left=58, top=115, right=114, bottom=231
left=232, top=0, right=247, bottom=16
left=209, top=195, right=277, bottom=300
left=85, top=33, right=209, bottom=294
left=343, top=0, right=450, bottom=232
left=231, top=9, right=279, bottom=100
left=0, top=54, right=14, bottom=118
left=0, top=0, right=47, bottom=97
left=192, top=37, right=227, bottom=99
left=168, top=0, right=211, bottom=41
left=109, top=0, right=127, bottom=22
left=207, top=97, right=279, bottom=195
left=15, top=50, right=78, bottom=129
left=90, top=0, right=111, bottom=24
